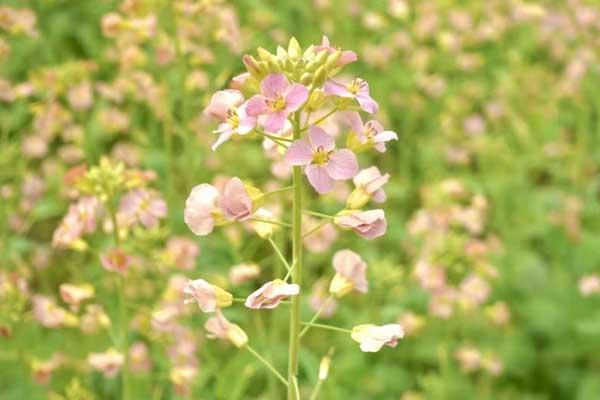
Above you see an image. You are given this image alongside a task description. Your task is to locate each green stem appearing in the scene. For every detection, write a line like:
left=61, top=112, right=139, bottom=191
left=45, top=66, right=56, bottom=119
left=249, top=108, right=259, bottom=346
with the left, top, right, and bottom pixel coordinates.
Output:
left=249, top=218, right=292, bottom=228
left=283, top=260, right=297, bottom=282
left=299, top=296, right=333, bottom=338
left=303, top=210, right=336, bottom=220
left=268, top=237, right=291, bottom=271
left=287, top=112, right=303, bottom=400
left=246, top=345, right=288, bottom=387
left=302, top=220, right=331, bottom=239
left=260, top=185, right=294, bottom=199
left=301, top=107, right=338, bottom=132
left=309, top=380, right=324, bottom=400
left=300, top=322, right=352, bottom=334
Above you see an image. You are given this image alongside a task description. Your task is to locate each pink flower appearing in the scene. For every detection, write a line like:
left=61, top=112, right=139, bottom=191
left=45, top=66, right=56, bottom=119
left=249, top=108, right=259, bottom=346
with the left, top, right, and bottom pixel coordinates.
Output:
left=579, top=274, right=600, bottom=296
left=165, top=237, right=199, bottom=270
left=203, top=89, right=244, bottom=121
left=344, top=112, right=397, bottom=152
left=204, top=310, right=248, bottom=348
left=335, top=209, right=387, bottom=239
left=129, top=341, right=152, bottom=374
left=324, top=78, right=379, bottom=114
left=218, top=177, right=253, bottom=221
left=246, top=73, right=308, bottom=132
left=315, top=35, right=358, bottom=67
left=211, top=103, right=257, bottom=151
left=347, top=166, right=390, bottom=209
left=59, top=283, right=94, bottom=310
left=351, top=324, right=404, bottom=352
left=100, top=248, right=131, bottom=273
left=120, top=189, right=167, bottom=229
left=182, top=279, right=233, bottom=313
left=285, top=125, right=358, bottom=194
left=32, top=295, right=77, bottom=328
left=245, top=279, right=300, bottom=309
left=329, top=249, right=368, bottom=297
left=229, top=263, right=261, bottom=285
left=184, top=183, right=221, bottom=236
left=88, top=349, right=124, bottom=378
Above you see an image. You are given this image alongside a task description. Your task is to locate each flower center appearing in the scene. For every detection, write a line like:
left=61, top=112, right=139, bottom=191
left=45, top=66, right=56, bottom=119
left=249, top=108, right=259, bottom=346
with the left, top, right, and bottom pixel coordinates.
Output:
left=268, top=96, right=287, bottom=111
left=364, top=123, right=377, bottom=140
left=312, top=146, right=330, bottom=165
left=348, top=79, right=362, bottom=95
left=226, top=109, right=240, bottom=127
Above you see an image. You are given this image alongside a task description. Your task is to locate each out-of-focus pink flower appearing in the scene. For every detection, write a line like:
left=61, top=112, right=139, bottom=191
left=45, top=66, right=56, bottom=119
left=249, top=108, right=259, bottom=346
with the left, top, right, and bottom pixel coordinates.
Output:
left=335, top=209, right=387, bottom=239
left=397, top=312, right=425, bottom=337
left=347, top=166, right=390, bottom=208
left=67, top=82, right=93, bottom=111
left=80, top=304, right=111, bottom=334
left=324, top=78, right=378, bottom=114
left=459, top=274, right=490, bottom=308
left=344, top=111, right=397, bottom=152
left=31, top=354, right=64, bottom=385
left=182, top=279, right=233, bottom=313
left=32, top=295, right=77, bottom=328
left=88, top=349, right=124, bottom=378
left=129, top=341, right=152, bottom=374
left=184, top=183, right=221, bottom=236
left=285, top=125, right=358, bottom=194
left=218, top=177, right=253, bottom=220
left=303, top=216, right=338, bottom=253
left=413, top=260, right=446, bottom=292
left=246, top=73, right=308, bottom=132
left=204, top=310, right=248, bottom=348
left=429, top=288, right=456, bottom=319
left=120, top=189, right=167, bottom=229
left=229, top=263, right=261, bottom=285
left=485, top=301, right=511, bottom=326
left=165, top=237, right=199, bottom=270
left=315, top=35, right=358, bottom=67
left=59, top=283, right=94, bottom=310
left=309, top=278, right=337, bottom=318
left=579, top=274, right=600, bottom=296
left=100, top=248, right=131, bottom=273
left=329, top=249, right=368, bottom=297
left=455, top=346, right=482, bottom=373
left=351, top=324, right=404, bottom=352
left=170, top=365, right=198, bottom=397
left=245, top=279, right=299, bottom=309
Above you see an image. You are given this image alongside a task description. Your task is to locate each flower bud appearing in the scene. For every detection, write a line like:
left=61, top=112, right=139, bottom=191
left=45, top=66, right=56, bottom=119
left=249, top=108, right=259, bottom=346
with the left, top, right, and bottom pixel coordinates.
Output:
left=287, top=37, right=302, bottom=60
left=313, top=66, right=328, bottom=87
left=257, top=47, right=273, bottom=62
left=227, top=324, right=249, bottom=348
left=346, top=188, right=371, bottom=210
left=306, top=89, right=326, bottom=111
left=329, top=273, right=354, bottom=298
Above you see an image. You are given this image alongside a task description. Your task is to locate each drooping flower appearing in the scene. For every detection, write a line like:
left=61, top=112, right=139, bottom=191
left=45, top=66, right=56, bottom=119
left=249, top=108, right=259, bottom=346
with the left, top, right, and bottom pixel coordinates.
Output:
left=203, top=89, right=245, bottom=121
left=285, top=125, right=358, bottom=194
left=324, top=78, right=379, bottom=114
left=315, top=35, right=358, bottom=67
left=347, top=167, right=390, bottom=209
left=344, top=112, right=397, bottom=152
left=182, top=279, right=233, bottom=313
left=245, top=279, right=300, bottom=309
left=351, top=324, right=404, bottom=352
left=88, top=349, right=124, bottom=378
left=204, top=310, right=248, bottom=348
left=218, top=177, right=254, bottom=221
left=335, top=209, right=387, bottom=239
left=329, top=249, right=368, bottom=297
left=100, top=248, right=131, bottom=273
left=119, top=188, right=167, bottom=229
left=246, top=73, right=309, bottom=132
left=184, top=183, right=221, bottom=236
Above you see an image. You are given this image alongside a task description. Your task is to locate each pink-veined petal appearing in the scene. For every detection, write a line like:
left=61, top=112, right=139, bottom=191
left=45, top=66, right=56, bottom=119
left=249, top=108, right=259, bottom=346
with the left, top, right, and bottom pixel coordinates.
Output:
left=342, top=111, right=364, bottom=135
left=308, top=125, right=335, bottom=151
left=245, top=96, right=268, bottom=116
left=305, top=164, right=334, bottom=194
left=284, top=139, right=313, bottom=166
left=261, top=73, right=288, bottom=99
left=326, top=149, right=358, bottom=180
left=284, top=84, right=309, bottom=111
left=356, top=93, right=379, bottom=114
left=324, top=79, right=352, bottom=98
left=263, top=111, right=288, bottom=133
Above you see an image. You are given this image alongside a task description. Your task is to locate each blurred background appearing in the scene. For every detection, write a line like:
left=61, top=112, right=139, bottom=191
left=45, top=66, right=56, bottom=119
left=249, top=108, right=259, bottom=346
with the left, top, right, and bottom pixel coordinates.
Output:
left=1, top=0, right=600, bottom=399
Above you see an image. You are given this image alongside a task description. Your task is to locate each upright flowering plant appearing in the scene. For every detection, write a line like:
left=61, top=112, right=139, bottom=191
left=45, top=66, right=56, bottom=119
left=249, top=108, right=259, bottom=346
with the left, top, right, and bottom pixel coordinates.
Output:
left=184, top=37, right=400, bottom=399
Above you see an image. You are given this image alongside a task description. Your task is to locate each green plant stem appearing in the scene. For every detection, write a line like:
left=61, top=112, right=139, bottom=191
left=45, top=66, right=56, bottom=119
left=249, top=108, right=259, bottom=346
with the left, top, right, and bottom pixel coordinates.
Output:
left=287, top=112, right=303, bottom=400
left=300, top=322, right=352, bottom=334
left=283, top=260, right=297, bottom=282
left=303, top=210, right=336, bottom=220
left=260, top=185, right=294, bottom=198
left=309, top=380, right=324, bottom=400
left=302, top=220, right=331, bottom=239
left=299, top=296, right=333, bottom=338
left=246, top=345, right=288, bottom=387
left=267, top=237, right=291, bottom=271
left=301, top=107, right=338, bottom=131
left=249, top=218, right=292, bottom=228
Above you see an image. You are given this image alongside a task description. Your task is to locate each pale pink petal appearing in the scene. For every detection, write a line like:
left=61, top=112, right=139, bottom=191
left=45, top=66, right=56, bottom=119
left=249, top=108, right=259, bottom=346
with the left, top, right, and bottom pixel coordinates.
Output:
left=356, top=93, right=379, bottom=114
left=238, top=116, right=257, bottom=135
left=211, top=124, right=233, bottom=151
left=374, top=130, right=398, bottom=143
left=203, top=90, right=244, bottom=120
left=306, top=164, right=334, bottom=194
left=219, top=177, right=253, bottom=221
left=184, top=184, right=219, bottom=236
left=372, top=189, right=387, bottom=203
left=342, top=111, right=364, bottom=135
left=246, top=96, right=268, bottom=116
left=284, top=84, right=309, bottom=111
left=261, top=73, right=288, bottom=99
left=263, top=111, right=287, bottom=133
left=308, top=125, right=335, bottom=151
left=324, top=80, right=352, bottom=98
left=285, top=139, right=313, bottom=165
left=339, top=50, right=358, bottom=66
left=326, top=149, right=358, bottom=180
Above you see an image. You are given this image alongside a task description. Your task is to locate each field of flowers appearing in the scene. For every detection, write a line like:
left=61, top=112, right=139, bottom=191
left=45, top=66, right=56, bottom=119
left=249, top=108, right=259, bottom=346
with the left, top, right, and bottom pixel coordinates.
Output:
left=1, top=0, right=600, bottom=399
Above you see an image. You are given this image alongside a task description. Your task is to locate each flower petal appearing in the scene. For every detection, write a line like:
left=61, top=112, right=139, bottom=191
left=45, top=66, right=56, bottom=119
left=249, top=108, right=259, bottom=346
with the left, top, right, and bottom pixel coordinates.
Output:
left=245, top=95, right=268, bottom=116
left=324, top=79, right=352, bottom=98
left=305, top=164, right=334, bottom=194
left=342, top=111, right=364, bottom=135
left=284, top=139, right=313, bottom=166
left=261, top=73, right=288, bottom=99
left=284, top=84, right=309, bottom=111
left=263, top=111, right=288, bottom=133
left=308, top=125, right=335, bottom=151
left=326, top=149, right=358, bottom=180
left=356, top=93, right=379, bottom=114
